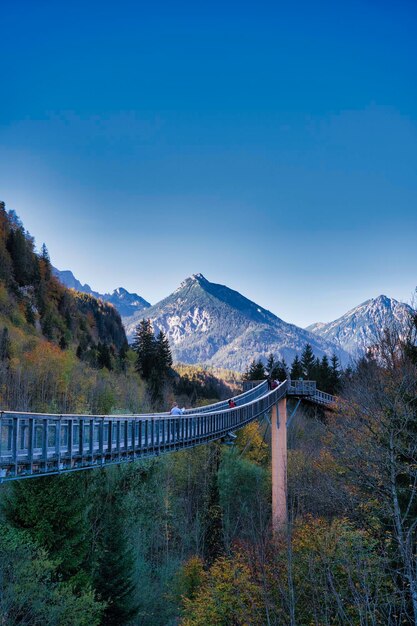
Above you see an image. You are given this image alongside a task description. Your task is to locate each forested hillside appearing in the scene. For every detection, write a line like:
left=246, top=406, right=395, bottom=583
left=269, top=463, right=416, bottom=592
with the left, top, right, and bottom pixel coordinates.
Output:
left=0, top=202, right=127, bottom=364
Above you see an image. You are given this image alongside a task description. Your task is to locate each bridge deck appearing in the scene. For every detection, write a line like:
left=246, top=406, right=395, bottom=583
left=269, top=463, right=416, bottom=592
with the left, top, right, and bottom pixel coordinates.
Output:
left=0, top=380, right=334, bottom=482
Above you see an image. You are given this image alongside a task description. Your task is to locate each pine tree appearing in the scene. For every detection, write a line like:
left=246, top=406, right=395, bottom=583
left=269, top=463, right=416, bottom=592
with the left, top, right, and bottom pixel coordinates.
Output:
left=270, top=358, right=288, bottom=381
left=243, top=359, right=265, bottom=381
left=132, top=319, right=156, bottom=380
left=3, top=474, right=91, bottom=587
left=40, top=242, right=50, bottom=263
left=290, top=355, right=303, bottom=379
left=0, top=327, right=11, bottom=361
left=301, top=343, right=315, bottom=379
left=312, top=356, right=321, bottom=383
left=6, top=226, right=35, bottom=286
left=144, top=330, right=173, bottom=406
left=318, top=355, right=331, bottom=391
left=156, top=330, right=173, bottom=374
left=94, top=499, right=138, bottom=626
left=40, top=243, right=51, bottom=280
left=133, top=323, right=174, bottom=407
left=266, top=353, right=275, bottom=375
left=329, top=353, right=341, bottom=394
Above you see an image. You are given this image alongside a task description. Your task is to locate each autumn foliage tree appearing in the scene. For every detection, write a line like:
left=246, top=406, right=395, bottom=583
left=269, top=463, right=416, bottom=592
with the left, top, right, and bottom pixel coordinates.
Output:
left=327, top=328, right=417, bottom=623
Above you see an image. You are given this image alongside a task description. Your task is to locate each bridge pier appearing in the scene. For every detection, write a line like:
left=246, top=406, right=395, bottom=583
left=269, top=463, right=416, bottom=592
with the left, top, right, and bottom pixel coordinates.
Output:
left=271, top=398, right=287, bottom=532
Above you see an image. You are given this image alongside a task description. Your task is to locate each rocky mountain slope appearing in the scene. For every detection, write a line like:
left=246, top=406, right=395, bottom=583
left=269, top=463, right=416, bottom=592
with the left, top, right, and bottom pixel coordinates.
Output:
left=307, top=295, right=414, bottom=357
left=53, top=268, right=151, bottom=317
left=123, top=273, right=348, bottom=371
left=56, top=268, right=413, bottom=370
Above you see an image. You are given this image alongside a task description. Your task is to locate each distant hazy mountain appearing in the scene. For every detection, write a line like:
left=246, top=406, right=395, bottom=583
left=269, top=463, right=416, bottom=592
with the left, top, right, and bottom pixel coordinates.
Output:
left=53, top=268, right=151, bottom=318
left=123, top=273, right=348, bottom=371
left=307, top=295, right=414, bottom=357
left=53, top=269, right=101, bottom=298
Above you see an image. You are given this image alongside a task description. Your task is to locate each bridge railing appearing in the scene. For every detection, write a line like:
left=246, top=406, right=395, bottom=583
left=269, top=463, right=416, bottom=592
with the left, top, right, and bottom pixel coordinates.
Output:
left=242, top=380, right=265, bottom=392
left=0, top=382, right=287, bottom=482
left=127, top=380, right=269, bottom=419
left=0, top=379, right=335, bottom=483
left=311, top=389, right=336, bottom=405
left=288, top=380, right=317, bottom=396
left=185, top=380, right=268, bottom=414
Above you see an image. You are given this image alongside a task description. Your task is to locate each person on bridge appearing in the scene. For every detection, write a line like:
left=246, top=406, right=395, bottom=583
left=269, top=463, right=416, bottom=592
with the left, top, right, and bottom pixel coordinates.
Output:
left=228, top=398, right=236, bottom=408
left=170, top=403, right=183, bottom=416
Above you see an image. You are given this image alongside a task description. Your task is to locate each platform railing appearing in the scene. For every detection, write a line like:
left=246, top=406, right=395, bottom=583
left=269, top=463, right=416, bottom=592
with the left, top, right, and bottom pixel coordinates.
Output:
left=0, top=380, right=334, bottom=482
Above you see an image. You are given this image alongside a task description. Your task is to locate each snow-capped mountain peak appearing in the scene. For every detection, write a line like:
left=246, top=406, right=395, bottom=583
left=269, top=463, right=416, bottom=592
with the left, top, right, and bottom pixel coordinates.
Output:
left=307, top=295, right=414, bottom=357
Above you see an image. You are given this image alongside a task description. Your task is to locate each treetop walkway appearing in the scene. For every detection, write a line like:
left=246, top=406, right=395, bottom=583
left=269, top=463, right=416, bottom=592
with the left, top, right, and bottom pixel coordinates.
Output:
left=0, top=379, right=334, bottom=484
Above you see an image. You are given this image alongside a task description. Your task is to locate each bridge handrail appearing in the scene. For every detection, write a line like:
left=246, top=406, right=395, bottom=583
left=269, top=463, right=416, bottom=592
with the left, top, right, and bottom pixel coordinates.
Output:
left=0, top=380, right=335, bottom=483
left=183, top=380, right=268, bottom=414
left=0, top=381, right=277, bottom=423
left=0, top=380, right=268, bottom=421
left=287, top=380, right=316, bottom=395
left=312, top=390, right=336, bottom=405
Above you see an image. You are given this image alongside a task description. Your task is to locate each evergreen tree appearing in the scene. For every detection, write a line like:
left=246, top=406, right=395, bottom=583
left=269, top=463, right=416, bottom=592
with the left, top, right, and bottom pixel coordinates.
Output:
left=318, top=355, right=332, bottom=392
left=40, top=243, right=51, bottom=280
left=243, top=359, right=265, bottom=381
left=93, top=499, right=138, bottom=626
left=270, top=358, right=288, bottom=381
left=25, top=301, right=36, bottom=325
left=132, top=319, right=156, bottom=380
left=155, top=330, right=173, bottom=374
left=40, top=242, right=50, bottom=263
left=266, top=353, right=275, bottom=375
left=6, top=226, right=35, bottom=286
left=0, top=327, right=11, bottom=361
left=329, top=353, right=341, bottom=394
left=133, top=322, right=174, bottom=407
left=0, top=209, right=14, bottom=283
left=0, top=524, right=103, bottom=625
left=290, top=355, right=303, bottom=379
left=145, top=330, right=173, bottom=406
left=41, top=309, right=54, bottom=340
left=301, top=343, right=316, bottom=379
left=312, top=356, right=321, bottom=383
left=3, top=474, right=91, bottom=587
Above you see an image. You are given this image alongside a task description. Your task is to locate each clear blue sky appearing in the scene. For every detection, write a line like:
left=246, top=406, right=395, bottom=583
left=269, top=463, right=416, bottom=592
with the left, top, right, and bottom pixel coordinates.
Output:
left=1, top=0, right=416, bottom=326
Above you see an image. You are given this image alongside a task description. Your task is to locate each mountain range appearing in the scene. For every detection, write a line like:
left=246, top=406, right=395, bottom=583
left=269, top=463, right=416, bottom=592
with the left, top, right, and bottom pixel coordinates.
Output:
left=123, top=273, right=350, bottom=371
left=306, top=295, right=414, bottom=357
left=55, top=268, right=414, bottom=371
left=53, top=268, right=151, bottom=317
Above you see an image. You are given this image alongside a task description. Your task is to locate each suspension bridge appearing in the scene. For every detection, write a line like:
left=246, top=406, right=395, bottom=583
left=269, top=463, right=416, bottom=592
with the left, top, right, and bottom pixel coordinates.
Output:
left=0, top=379, right=335, bottom=529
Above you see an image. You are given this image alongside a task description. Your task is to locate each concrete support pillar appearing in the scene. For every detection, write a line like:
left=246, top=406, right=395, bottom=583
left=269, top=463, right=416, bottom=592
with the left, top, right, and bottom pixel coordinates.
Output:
left=271, top=397, right=287, bottom=531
